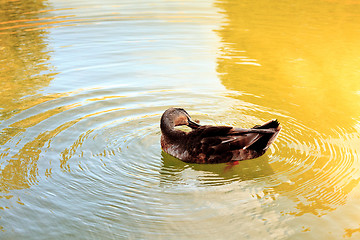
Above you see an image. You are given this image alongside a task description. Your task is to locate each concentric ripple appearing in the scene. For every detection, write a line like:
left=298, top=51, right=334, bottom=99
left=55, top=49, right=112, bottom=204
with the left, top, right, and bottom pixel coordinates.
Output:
left=0, top=87, right=273, bottom=236
left=266, top=116, right=360, bottom=216
left=2, top=0, right=360, bottom=238
left=1, top=86, right=360, bottom=238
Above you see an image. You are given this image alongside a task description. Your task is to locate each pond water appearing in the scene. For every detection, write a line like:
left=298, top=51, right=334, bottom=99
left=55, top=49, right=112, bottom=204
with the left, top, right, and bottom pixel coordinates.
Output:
left=1, top=0, right=360, bottom=239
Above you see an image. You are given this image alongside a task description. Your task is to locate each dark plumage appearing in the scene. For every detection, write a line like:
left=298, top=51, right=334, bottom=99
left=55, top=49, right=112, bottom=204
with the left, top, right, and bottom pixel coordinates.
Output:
left=160, top=108, right=281, bottom=164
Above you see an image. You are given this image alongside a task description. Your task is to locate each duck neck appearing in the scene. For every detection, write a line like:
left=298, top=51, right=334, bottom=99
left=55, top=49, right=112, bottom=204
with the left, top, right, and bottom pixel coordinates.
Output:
left=160, top=115, right=175, bottom=135
left=160, top=115, right=185, bottom=139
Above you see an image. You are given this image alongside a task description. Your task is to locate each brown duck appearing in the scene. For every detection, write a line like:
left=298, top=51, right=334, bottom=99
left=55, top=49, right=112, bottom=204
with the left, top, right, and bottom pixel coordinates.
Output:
left=160, top=108, right=281, bottom=164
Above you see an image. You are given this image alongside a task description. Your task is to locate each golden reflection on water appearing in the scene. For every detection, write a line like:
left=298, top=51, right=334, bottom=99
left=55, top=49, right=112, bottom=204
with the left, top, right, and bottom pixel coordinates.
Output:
left=0, top=0, right=54, bottom=193
left=216, top=0, right=360, bottom=131
left=216, top=0, right=360, bottom=216
left=0, top=0, right=56, bottom=121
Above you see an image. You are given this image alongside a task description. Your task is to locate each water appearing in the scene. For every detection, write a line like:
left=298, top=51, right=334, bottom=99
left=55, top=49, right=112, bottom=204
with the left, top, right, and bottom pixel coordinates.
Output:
left=1, top=0, right=360, bottom=239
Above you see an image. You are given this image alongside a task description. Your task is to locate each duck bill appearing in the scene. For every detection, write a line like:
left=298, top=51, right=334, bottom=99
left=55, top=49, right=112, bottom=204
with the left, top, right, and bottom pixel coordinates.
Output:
left=188, top=119, right=200, bottom=129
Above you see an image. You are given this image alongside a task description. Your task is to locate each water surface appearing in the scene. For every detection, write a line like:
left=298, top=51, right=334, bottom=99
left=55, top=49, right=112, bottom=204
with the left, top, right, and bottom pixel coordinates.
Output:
left=1, top=0, right=360, bottom=239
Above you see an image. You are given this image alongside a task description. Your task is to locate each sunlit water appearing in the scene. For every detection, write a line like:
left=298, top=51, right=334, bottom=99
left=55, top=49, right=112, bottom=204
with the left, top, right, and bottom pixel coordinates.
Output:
left=1, top=0, right=360, bottom=239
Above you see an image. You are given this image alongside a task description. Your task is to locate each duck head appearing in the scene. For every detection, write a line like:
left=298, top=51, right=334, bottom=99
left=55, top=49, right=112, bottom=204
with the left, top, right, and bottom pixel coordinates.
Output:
left=160, top=108, right=200, bottom=133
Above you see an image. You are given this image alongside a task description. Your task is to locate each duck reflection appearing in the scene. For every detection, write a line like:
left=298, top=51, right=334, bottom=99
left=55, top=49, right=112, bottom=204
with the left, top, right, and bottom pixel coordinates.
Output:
left=159, top=151, right=274, bottom=187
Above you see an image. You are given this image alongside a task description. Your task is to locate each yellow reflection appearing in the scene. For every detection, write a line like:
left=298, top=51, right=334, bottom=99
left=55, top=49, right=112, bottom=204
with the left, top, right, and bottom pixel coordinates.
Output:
left=216, top=0, right=360, bottom=132
left=0, top=0, right=54, bottom=193
left=344, top=226, right=360, bottom=238
left=216, top=0, right=360, bottom=215
left=0, top=0, right=57, bottom=122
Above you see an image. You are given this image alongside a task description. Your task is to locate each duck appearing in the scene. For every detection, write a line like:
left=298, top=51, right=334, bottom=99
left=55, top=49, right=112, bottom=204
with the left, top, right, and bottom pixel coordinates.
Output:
left=160, top=108, right=281, bottom=164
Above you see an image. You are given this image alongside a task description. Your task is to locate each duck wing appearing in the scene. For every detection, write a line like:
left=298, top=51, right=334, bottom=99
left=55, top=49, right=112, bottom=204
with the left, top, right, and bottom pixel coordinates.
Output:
left=186, top=123, right=279, bottom=163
